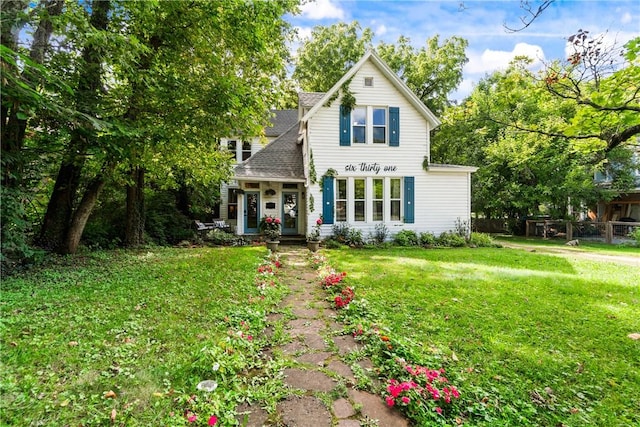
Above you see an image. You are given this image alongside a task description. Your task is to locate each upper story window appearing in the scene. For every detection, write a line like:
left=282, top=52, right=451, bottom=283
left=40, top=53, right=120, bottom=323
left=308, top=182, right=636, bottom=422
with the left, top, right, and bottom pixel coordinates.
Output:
left=351, top=106, right=387, bottom=144
left=242, top=141, right=251, bottom=161
left=341, top=105, right=399, bottom=147
left=226, top=139, right=252, bottom=161
left=227, top=140, right=237, bottom=160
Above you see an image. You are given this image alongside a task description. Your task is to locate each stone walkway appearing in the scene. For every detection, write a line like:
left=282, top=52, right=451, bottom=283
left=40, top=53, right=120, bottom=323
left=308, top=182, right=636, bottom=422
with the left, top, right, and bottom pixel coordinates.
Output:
left=235, top=246, right=410, bottom=427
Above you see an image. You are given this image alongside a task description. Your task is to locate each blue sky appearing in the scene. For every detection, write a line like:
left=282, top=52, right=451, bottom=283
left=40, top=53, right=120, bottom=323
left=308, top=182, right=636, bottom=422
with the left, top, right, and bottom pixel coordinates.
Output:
left=286, top=0, right=639, bottom=100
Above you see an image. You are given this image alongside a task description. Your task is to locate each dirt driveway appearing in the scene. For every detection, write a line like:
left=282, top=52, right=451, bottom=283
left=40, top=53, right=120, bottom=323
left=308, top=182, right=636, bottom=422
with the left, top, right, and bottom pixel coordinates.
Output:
left=498, top=241, right=640, bottom=267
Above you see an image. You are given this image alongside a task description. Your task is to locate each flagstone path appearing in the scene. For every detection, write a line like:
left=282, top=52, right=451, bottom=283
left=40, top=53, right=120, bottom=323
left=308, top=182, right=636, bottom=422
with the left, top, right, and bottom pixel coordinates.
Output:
left=235, top=246, right=410, bottom=427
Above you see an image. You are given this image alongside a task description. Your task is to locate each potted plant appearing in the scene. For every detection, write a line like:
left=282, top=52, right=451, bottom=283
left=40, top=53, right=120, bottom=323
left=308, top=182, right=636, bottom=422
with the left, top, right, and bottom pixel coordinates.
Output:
left=260, top=215, right=281, bottom=251
left=307, top=216, right=323, bottom=252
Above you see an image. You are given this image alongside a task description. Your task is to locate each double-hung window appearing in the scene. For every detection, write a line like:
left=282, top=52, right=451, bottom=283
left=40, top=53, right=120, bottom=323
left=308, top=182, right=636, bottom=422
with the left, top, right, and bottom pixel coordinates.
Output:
left=227, top=140, right=237, bottom=160
left=354, top=179, right=366, bottom=221
left=336, top=179, right=347, bottom=222
left=242, top=141, right=252, bottom=160
left=352, top=107, right=367, bottom=144
left=390, top=178, right=401, bottom=221
left=372, top=178, right=384, bottom=221
left=372, top=108, right=387, bottom=144
left=351, top=106, right=387, bottom=144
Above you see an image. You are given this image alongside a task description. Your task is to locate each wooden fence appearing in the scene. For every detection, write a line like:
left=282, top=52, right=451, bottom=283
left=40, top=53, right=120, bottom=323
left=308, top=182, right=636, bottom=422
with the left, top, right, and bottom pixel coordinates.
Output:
left=525, top=220, right=639, bottom=244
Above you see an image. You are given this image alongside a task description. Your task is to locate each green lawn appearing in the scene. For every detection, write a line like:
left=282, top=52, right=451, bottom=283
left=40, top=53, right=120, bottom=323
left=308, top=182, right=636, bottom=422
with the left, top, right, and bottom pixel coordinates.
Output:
left=325, top=246, right=640, bottom=426
left=0, top=247, right=288, bottom=426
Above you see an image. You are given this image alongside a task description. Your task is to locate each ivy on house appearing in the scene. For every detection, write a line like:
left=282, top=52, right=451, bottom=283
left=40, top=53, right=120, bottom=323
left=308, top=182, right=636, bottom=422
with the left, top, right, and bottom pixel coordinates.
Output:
left=309, top=194, right=315, bottom=213
left=309, top=149, right=317, bottom=184
left=422, top=156, right=430, bottom=172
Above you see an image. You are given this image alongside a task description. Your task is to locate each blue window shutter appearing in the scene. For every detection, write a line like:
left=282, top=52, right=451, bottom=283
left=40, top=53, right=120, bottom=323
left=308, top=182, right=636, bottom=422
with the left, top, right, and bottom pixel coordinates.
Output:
left=322, top=176, right=335, bottom=224
left=389, top=107, right=400, bottom=146
left=339, top=105, right=351, bottom=146
left=404, top=176, right=414, bottom=223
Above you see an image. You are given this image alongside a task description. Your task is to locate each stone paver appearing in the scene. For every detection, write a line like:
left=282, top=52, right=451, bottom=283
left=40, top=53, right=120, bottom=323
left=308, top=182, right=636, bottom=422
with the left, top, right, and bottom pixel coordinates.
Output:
left=278, top=396, right=332, bottom=427
left=246, top=246, right=410, bottom=426
left=283, top=368, right=336, bottom=392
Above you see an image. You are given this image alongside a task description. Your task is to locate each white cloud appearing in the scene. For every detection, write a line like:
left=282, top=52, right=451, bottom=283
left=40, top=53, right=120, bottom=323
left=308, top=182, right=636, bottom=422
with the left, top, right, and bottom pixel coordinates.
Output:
left=295, top=26, right=313, bottom=41
left=375, top=24, right=388, bottom=36
left=300, top=0, right=345, bottom=20
left=621, top=11, right=632, bottom=24
left=466, top=43, right=545, bottom=75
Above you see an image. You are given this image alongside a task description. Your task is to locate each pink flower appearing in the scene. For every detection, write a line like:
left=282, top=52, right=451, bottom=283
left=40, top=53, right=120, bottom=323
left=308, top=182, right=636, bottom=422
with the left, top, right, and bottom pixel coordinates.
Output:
left=266, top=217, right=272, bottom=223
left=208, top=415, right=218, bottom=426
left=385, top=396, right=395, bottom=407
left=187, top=413, right=197, bottom=422
left=275, top=218, right=281, bottom=224
left=435, top=407, right=442, bottom=415
left=316, top=218, right=323, bottom=225
left=401, top=396, right=410, bottom=404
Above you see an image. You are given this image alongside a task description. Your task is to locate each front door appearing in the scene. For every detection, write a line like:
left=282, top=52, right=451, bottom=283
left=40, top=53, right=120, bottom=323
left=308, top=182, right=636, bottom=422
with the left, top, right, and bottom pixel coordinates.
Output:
left=244, top=191, right=260, bottom=234
left=282, top=192, right=298, bottom=235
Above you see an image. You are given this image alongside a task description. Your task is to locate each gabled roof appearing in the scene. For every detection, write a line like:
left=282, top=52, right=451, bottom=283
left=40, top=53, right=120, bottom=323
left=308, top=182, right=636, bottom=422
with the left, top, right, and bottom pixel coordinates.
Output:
left=301, top=50, right=441, bottom=128
left=265, top=109, right=298, bottom=137
left=234, top=123, right=304, bottom=181
left=298, top=92, right=326, bottom=108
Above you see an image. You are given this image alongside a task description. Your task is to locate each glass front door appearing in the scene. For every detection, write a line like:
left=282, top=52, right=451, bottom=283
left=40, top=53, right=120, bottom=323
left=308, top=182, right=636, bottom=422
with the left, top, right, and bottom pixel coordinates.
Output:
left=244, top=191, right=260, bottom=233
left=282, top=192, right=298, bottom=235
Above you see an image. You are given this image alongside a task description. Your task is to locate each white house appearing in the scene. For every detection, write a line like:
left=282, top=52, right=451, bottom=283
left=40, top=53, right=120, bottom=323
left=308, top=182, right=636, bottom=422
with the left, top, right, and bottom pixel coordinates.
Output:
left=220, top=50, right=477, bottom=240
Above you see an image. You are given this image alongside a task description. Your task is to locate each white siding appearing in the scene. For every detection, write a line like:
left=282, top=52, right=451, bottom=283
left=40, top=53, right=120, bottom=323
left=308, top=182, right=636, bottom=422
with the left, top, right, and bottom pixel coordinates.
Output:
left=306, top=60, right=472, bottom=239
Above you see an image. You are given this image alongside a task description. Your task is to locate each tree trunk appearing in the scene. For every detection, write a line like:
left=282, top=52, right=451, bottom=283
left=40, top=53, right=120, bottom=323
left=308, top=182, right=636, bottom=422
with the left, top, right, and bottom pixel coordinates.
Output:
left=62, top=174, right=106, bottom=254
left=125, top=167, right=146, bottom=247
left=36, top=0, right=110, bottom=252
left=37, top=157, right=85, bottom=250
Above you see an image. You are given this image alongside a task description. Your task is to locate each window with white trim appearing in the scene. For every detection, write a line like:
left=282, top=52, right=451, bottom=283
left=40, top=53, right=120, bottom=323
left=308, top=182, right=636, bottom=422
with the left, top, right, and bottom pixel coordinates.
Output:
left=354, top=178, right=366, bottom=221
left=390, top=178, right=401, bottom=221
left=227, top=140, right=237, bottom=160
left=372, top=178, right=384, bottom=221
left=242, top=141, right=251, bottom=161
left=336, top=179, right=347, bottom=222
left=351, top=106, right=388, bottom=144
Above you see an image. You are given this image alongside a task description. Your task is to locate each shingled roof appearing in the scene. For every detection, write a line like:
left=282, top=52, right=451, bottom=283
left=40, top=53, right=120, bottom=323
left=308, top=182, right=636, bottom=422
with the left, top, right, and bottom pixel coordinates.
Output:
left=234, top=123, right=304, bottom=181
left=265, top=109, right=298, bottom=137
left=298, top=92, right=326, bottom=108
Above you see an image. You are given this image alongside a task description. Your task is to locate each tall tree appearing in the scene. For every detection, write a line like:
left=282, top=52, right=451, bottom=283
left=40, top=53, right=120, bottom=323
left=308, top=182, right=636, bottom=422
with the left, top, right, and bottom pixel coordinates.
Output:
left=292, top=22, right=468, bottom=115
left=293, top=21, right=374, bottom=92
left=433, top=58, right=601, bottom=220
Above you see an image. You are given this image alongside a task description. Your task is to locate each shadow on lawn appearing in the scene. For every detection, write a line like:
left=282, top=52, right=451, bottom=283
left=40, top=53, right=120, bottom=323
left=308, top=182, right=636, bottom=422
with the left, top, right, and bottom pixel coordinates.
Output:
left=341, top=247, right=577, bottom=275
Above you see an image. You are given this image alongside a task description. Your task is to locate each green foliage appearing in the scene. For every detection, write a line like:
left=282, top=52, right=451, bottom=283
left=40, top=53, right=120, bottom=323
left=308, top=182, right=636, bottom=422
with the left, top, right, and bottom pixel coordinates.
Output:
left=331, top=223, right=364, bottom=246
left=371, top=223, right=389, bottom=244
left=468, top=232, right=499, bottom=247
left=293, top=21, right=374, bottom=92
left=393, top=230, right=420, bottom=246
left=377, top=34, right=468, bottom=115
left=436, top=231, right=467, bottom=247
left=144, top=192, right=194, bottom=245
left=629, top=227, right=640, bottom=245
left=0, top=247, right=287, bottom=425
left=419, top=232, right=437, bottom=246
left=324, top=246, right=640, bottom=426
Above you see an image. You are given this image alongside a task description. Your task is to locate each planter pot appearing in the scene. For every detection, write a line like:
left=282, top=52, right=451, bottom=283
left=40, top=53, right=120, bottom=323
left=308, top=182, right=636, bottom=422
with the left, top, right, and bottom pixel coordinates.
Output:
left=307, top=241, right=320, bottom=252
left=266, top=240, right=280, bottom=252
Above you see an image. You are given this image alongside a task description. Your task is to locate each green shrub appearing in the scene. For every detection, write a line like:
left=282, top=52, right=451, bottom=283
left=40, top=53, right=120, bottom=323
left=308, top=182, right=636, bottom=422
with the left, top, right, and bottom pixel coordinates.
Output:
left=419, top=232, right=437, bottom=246
left=332, top=223, right=364, bottom=246
left=468, top=232, right=498, bottom=247
left=205, top=229, right=237, bottom=245
left=393, top=230, right=420, bottom=246
left=145, top=192, right=193, bottom=245
left=437, top=231, right=466, bottom=247
left=372, top=223, right=389, bottom=244
left=630, top=226, right=640, bottom=245
left=323, top=238, right=344, bottom=249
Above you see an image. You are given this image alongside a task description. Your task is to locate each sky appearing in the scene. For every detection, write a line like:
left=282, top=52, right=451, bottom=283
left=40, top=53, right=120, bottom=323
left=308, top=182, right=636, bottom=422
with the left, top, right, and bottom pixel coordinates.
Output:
left=286, top=0, right=640, bottom=100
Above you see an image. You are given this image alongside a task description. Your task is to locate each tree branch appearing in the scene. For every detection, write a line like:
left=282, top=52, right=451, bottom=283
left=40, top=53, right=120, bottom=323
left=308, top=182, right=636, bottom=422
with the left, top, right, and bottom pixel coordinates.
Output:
left=504, top=0, right=555, bottom=33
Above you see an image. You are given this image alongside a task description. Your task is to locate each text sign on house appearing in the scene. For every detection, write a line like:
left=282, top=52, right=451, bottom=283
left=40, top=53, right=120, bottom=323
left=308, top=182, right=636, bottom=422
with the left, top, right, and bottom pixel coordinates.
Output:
left=344, top=163, right=398, bottom=174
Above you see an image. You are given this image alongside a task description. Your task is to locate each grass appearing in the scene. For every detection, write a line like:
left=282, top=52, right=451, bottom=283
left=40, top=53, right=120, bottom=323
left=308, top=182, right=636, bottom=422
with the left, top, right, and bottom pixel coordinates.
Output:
left=494, top=234, right=640, bottom=255
left=324, top=246, right=640, bottom=426
left=1, top=247, right=288, bottom=426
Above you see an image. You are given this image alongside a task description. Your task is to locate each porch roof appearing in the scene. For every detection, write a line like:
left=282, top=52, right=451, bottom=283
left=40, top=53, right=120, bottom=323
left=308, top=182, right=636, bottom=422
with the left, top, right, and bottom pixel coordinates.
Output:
left=234, top=123, right=304, bottom=181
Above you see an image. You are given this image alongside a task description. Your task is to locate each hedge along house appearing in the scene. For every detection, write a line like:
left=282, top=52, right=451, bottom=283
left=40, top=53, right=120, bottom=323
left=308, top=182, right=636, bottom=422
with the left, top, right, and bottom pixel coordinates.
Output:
left=224, top=50, right=477, bottom=240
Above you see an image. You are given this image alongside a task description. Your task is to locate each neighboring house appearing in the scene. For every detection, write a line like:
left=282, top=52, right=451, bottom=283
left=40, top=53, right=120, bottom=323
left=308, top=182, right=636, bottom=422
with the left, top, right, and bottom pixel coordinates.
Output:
left=594, top=144, right=640, bottom=222
left=220, top=50, right=477, bottom=240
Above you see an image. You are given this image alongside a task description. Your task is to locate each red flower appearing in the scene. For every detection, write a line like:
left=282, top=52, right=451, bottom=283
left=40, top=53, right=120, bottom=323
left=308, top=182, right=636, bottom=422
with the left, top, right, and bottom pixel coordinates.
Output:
left=316, top=218, right=323, bottom=225
left=208, top=415, right=218, bottom=426
left=266, top=217, right=273, bottom=223
left=435, top=407, right=443, bottom=415
left=385, top=396, right=395, bottom=407
left=274, top=218, right=281, bottom=224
